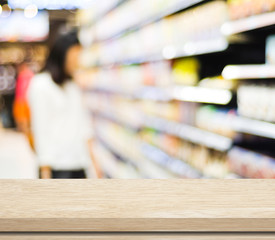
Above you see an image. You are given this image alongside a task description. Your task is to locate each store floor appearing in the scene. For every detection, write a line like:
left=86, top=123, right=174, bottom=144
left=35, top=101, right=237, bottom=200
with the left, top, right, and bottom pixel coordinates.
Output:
left=0, top=129, right=38, bottom=179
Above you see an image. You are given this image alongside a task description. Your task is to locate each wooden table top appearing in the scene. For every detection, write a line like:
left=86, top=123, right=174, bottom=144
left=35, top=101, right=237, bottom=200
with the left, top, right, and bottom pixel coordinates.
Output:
left=1, top=179, right=275, bottom=232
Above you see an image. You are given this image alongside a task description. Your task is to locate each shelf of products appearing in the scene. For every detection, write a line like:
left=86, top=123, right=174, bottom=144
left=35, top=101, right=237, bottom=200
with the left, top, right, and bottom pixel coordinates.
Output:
left=140, top=142, right=202, bottom=178
left=143, top=115, right=233, bottom=152
left=81, top=1, right=228, bottom=67
left=88, top=85, right=233, bottom=105
left=237, top=85, right=275, bottom=123
left=95, top=119, right=177, bottom=178
left=228, top=146, right=275, bottom=178
left=79, top=0, right=275, bottom=179
left=196, top=105, right=275, bottom=140
left=93, top=0, right=205, bottom=42
left=84, top=59, right=233, bottom=105
left=140, top=128, right=232, bottom=179
left=93, top=141, right=142, bottom=179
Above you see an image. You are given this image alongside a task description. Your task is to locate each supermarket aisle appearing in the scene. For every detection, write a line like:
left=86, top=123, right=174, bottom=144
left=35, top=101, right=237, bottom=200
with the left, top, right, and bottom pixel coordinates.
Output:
left=0, top=129, right=38, bottom=179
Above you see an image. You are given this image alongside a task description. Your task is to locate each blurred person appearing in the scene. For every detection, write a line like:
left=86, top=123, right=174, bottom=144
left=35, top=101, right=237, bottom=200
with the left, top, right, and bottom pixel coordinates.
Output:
left=13, top=62, right=34, bottom=149
left=28, top=30, right=101, bottom=179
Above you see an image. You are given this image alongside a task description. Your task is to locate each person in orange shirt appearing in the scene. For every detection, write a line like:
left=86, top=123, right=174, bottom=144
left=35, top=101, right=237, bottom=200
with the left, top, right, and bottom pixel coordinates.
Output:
left=13, top=62, right=34, bottom=149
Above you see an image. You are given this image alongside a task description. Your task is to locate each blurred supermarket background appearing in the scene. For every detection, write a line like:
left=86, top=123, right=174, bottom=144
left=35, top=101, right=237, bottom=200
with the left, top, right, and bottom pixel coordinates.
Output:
left=1, top=0, right=275, bottom=178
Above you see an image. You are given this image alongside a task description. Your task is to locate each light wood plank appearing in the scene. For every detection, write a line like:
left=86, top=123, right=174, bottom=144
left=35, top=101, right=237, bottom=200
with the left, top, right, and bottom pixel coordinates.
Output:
left=1, top=180, right=275, bottom=232
left=1, top=233, right=275, bottom=240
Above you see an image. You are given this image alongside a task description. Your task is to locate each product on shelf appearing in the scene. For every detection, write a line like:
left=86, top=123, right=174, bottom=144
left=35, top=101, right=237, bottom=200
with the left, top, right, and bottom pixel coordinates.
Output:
left=228, top=0, right=275, bottom=20
left=139, top=100, right=181, bottom=122
left=140, top=129, right=230, bottom=178
left=228, top=146, right=275, bottom=178
left=172, top=58, right=200, bottom=85
left=196, top=105, right=237, bottom=138
left=83, top=60, right=172, bottom=92
left=143, top=115, right=233, bottom=152
left=237, top=85, right=275, bottom=123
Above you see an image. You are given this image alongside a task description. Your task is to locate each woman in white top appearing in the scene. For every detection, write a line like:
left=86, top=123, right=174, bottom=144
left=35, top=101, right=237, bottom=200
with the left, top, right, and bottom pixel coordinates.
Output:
left=28, top=31, right=98, bottom=179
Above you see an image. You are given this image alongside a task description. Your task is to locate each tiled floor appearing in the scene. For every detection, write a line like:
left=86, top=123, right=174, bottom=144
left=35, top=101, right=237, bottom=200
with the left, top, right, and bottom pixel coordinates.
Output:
left=0, top=129, right=38, bottom=179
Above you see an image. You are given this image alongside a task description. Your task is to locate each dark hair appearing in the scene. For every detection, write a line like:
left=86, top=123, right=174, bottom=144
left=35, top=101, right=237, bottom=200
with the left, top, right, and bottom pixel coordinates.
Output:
left=44, top=30, right=80, bottom=86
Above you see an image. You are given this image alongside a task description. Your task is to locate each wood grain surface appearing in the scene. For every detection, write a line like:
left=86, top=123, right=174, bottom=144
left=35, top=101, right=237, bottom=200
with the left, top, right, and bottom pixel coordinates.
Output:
left=1, top=180, right=275, bottom=232
left=1, top=233, right=275, bottom=240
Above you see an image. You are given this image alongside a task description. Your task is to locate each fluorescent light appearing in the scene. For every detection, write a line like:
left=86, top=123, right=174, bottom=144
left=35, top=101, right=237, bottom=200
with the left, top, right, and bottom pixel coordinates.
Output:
left=172, top=86, right=232, bottom=105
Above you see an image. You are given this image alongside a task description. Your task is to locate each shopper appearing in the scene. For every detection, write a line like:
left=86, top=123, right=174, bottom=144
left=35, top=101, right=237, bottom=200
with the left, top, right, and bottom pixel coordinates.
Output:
left=13, top=62, right=34, bottom=149
left=28, top=30, right=100, bottom=179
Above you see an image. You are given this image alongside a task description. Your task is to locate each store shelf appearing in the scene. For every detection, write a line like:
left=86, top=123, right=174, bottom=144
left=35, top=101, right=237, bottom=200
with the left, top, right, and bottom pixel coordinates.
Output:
left=200, top=114, right=275, bottom=140
left=171, top=38, right=229, bottom=60
left=96, top=135, right=138, bottom=169
left=221, top=11, right=275, bottom=36
left=134, top=86, right=172, bottom=101
left=93, top=109, right=234, bottom=151
left=222, top=64, right=275, bottom=80
left=232, top=116, right=275, bottom=140
left=95, top=129, right=176, bottom=179
left=140, top=142, right=202, bottom=179
left=172, top=86, right=232, bottom=105
left=88, top=87, right=134, bottom=99
left=89, top=87, right=170, bottom=101
left=99, top=37, right=229, bottom=66
left=90, top=85, right=233, bottom=105
left=94, top=140, right=142, bottom=179
left=143, top=116, right=233, bottom=152
left=93, top=111, right=141, bottom=131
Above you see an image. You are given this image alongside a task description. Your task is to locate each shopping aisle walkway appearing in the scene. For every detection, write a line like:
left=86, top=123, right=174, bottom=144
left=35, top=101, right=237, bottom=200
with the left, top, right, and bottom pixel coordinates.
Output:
left=0, top=129, right=38, bottom=179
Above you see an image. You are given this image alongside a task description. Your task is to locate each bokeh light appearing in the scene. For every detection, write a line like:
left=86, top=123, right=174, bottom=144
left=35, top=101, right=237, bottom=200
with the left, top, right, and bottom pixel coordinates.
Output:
left=24, top=4, right=38, bottom=18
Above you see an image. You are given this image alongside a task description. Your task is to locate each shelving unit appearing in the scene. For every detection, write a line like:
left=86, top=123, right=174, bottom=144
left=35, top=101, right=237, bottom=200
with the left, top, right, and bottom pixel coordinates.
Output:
left=79, top=0, right=275, bottom=179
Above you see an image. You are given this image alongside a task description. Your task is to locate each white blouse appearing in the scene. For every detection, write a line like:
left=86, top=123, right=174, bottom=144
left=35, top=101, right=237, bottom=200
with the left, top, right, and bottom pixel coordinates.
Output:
left=28, top=72, right=93, bottom=170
